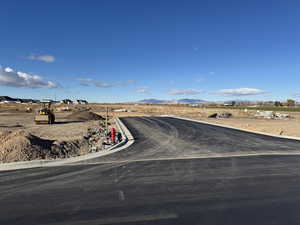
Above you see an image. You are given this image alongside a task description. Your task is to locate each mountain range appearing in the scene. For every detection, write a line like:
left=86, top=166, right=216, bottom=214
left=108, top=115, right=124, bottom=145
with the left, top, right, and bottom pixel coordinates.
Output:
left=137, top=98, right=207, bottom=104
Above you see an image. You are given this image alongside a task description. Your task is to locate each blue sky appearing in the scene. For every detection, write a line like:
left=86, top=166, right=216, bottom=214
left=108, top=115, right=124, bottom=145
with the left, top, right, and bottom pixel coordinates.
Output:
left=0, top=0, right=299, bottom=102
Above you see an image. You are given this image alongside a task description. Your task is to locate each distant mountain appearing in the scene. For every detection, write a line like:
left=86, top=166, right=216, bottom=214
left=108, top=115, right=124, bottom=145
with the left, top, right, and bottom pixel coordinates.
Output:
left=137, top=98, right=206, bottom=104
left=138, top=99, right=170, bottom=104
left=176, top=99, right=206, bottom=104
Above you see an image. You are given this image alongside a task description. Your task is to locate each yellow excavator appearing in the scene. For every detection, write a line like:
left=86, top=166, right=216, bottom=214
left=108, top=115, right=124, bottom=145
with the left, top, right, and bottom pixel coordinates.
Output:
left=34, top=100, right=55, bottom=124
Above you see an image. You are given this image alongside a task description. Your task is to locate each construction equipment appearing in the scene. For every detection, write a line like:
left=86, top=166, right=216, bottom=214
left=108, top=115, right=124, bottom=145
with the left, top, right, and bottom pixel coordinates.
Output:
left=34, top=100, right=55, bottom=124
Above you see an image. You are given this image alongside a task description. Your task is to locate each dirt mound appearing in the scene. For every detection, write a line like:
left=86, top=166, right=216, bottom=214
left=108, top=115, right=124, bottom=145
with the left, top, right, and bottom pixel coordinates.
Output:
left=0, top=130, right=53, bottom=163
left=66, top=111, right=104, bottom=121
left=0, top=130, right=90, bottom=163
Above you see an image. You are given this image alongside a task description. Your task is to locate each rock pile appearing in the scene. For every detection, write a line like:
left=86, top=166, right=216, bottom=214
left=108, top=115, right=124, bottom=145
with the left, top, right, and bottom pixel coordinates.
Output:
left=85, top=126, right=107, bottom=152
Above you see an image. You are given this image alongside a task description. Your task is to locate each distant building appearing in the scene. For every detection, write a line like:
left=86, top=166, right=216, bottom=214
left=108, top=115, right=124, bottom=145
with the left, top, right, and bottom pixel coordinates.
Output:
left=223, top=101, right=236, bottom=106
left=76, top=99, right=88, bottom=104
left=42, top=99, right=54, bottom=103
left=0, top=96, right=39, bottom=104
left=60, top=99, right=73, bottom=104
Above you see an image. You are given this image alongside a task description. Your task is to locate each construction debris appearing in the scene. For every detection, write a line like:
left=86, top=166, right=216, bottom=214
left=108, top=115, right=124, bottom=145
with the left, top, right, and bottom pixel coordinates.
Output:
left=274, top=112, right=290, bottom=119
left=208, top=112, right=232, bottom=118
left=254, top=111, right=291, bottom=119
left=113, top=108, right=133, bottom=112
left=254, top=111, right=274, bottom=119
left=55, top=106, right=72, bottom=112
left=86, top=126, right=107, bottom=152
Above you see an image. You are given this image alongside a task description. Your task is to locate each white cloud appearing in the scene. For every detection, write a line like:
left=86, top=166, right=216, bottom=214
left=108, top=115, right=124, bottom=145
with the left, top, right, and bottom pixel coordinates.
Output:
left=168, top=89, right=204, bottom=95
left=136, top=87, right=149, bottom=94
left=0, top=66, right=59, bottom=88
left=216, top=88, right=267, bottom=96
left=27, top=54, right=55, bottom=63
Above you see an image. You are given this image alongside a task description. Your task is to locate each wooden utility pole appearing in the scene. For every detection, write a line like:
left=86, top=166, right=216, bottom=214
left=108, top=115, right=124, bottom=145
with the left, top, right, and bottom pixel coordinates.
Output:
left=105, top=107, right=108, bottom=135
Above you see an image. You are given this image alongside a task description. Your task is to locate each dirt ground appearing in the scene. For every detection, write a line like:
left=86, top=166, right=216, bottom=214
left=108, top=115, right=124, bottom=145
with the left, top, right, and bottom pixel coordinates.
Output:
left=1, top=103, right=300, bottom=163
left=2, top=104, right=299, bottom=139
left=0, top=107, right=109, bottom=163
left=91, top=104, right=300, bottom=138
left=0, top=112, right=100, bottom=141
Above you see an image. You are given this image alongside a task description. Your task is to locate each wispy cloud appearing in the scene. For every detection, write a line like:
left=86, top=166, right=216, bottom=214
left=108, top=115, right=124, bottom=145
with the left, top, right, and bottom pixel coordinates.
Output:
left=95, top=81, right=115, bottom=88
left=136, top=87, right=149, bottom=94
left=0, top=66, right=60, bottom=88
left=215, top=88, right=267, bottom=96
left=194, top=72, right=215, bottom=83
left=291, top=93, right=300, bottom=98
left=195, top=77, right=205, bottom=83
left=168, top=89, right=204, bottom=95
left=74, top=77, right=135, bottom=88
left=27, top=54, right=55, bottom=63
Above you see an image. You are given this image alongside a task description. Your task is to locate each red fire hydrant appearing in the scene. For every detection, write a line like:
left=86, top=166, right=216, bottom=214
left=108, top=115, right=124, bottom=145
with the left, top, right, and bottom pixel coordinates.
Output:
left=111, top=127, right=116, bottom=143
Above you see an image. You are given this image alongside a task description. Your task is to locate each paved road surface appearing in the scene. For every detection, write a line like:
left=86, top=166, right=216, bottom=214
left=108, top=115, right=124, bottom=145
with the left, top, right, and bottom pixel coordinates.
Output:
left=1, top=117, right=300, bottom=225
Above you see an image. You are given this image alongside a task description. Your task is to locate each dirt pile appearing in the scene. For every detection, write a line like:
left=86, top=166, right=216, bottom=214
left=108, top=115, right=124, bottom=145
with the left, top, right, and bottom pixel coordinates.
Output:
left=0, top=130, right=52, bottom=163
left=0, top=130, right=90, bottom=163
left=66, top=111, right=104, bottom=121
left=0, top=125, right=108, bottom=163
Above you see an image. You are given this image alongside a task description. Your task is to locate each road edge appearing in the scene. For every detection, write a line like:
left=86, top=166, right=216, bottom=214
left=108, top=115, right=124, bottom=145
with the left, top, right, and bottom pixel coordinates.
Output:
left=0, top=117, right=135, bottom=171
left=163, top=115, right=300, bottom=141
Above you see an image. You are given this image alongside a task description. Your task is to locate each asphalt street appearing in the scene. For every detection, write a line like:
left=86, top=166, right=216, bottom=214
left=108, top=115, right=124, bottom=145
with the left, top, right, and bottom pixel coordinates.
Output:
left=1, top=117, right=300, bottom=225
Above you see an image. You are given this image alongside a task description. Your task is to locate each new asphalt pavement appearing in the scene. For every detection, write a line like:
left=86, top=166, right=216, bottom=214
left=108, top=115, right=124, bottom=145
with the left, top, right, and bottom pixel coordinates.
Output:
left=1, top=117, right=300, bottom=225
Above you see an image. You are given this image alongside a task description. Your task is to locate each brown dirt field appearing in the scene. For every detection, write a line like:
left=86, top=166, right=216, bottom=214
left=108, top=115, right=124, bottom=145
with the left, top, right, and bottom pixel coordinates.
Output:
left=91, top=104, right=300, bottom=138
left=1, top=103, right=299, bottom=162
left=0, top=112, right=100, bottom=141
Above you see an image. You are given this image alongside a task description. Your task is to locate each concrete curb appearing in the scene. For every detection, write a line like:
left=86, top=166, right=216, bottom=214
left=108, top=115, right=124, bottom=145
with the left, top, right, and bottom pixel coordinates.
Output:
left=163, top=115, right=300, bottom=141
left=0, top=118, right=134, bottom=171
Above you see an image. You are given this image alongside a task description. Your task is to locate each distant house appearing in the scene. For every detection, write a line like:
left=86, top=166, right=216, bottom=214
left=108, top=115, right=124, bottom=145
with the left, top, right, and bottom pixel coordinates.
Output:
left=0, top=101, right=18, bottom=104
left=76, top=99, right=88, bottom=104
left=223, top=101, right=236, bottom=107
left=60, top=99, right=73, bottom=104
